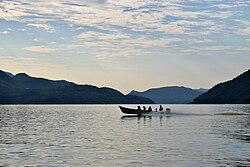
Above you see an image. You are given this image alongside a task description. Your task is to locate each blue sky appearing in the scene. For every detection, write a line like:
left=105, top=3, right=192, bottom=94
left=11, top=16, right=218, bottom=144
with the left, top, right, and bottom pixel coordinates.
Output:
left=0, top=0, right=250, bottom=93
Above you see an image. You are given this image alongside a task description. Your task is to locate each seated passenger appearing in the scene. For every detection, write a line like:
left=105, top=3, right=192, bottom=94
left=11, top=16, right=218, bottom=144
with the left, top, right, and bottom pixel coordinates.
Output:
left=159, top=105, right=163, bottom=111
left=148, top=106, right=152, bottom=111
left=143, top=106, right=146, bottom=110
left=166, top=108, right=171, bottom=114
left=137, top=106, right=141, bottom=110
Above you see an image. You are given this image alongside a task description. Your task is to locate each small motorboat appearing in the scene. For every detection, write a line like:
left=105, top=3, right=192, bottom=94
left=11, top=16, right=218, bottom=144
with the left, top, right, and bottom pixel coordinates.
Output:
left=119, top=106, right=171, bottom=116
left=118, top=106, right=150, bottom=115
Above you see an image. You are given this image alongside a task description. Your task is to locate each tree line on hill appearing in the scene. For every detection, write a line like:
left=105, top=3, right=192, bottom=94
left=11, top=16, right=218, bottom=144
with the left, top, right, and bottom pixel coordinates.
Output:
left=0, top=70, right=153, bottom=104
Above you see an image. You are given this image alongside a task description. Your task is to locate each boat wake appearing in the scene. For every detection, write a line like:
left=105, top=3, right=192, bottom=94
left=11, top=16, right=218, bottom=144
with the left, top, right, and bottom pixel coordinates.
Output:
left=215, top=112, right=250, bottom=116
left=139, top=112, right=250, bottom=117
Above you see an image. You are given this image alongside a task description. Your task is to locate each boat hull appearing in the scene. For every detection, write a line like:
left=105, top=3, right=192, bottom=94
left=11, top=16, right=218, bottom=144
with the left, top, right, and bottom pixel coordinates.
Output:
left=119, top=106, right=150, bottom=115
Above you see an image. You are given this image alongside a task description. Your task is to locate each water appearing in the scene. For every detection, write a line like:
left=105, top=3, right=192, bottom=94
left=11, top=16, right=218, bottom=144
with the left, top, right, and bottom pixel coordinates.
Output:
left=0, top=105, right=250, bottom=167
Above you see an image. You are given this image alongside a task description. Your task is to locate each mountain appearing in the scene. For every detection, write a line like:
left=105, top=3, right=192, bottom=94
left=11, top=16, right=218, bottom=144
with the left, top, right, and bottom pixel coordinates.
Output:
left=192, top=69, right=250, bottom=104
left=129, top=86, right=207, bottom=104
left=4, top=71, right=14, bottom=77
left=0, top=70, right=23, bottom=89
left=0, top=70, right=154, bottom=104
left=14, top=73, right=75, bottom=89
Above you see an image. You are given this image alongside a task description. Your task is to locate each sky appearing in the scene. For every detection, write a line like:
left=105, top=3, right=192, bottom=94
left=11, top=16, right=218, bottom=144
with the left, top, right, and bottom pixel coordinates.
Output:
left=0, top=0, right=250, bottom=93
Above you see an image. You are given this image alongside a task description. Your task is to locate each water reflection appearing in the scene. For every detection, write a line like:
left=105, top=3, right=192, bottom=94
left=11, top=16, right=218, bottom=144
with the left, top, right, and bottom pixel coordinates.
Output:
left=121, top=114, right=174, bottom=128
left=0, top=105, right=250, bottom=167
left=214, top=114, right=250, bottom=143
left=121, top=115, right=140, bottom=120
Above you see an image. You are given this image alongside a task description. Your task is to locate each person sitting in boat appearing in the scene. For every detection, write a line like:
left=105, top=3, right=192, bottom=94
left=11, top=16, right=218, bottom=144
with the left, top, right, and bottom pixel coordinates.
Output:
left=166, top=108, right=171, bottom=114
left=159, top=105, right=163, bottom=111
left=148, top=106, right=152, bottom=111
left=137, top=106, right=141, bottom=110
left=143, top=106, right=146, bottom=110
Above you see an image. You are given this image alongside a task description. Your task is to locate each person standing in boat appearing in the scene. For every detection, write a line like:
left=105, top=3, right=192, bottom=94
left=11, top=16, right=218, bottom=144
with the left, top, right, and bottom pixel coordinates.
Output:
left=159, top=105, right=163, bottom=111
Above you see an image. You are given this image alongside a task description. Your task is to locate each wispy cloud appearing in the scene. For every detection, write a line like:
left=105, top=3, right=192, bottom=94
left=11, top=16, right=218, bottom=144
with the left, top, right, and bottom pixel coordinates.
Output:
left=75, top=31, right=183, bottom=59
left=22, top=46, right=57, bottom=53
left=234, top=20, right=250, bottom=35
left=0, top=0, right=249, bottom=60
left=0, top=31, right=10, bottom=35
left=238, top=27, right=250, bottom=35
left=200, top=46, right=232, bottom=51
left=86, top=0, right=107, bottom=4
left=0, top=56, right=35, bottom=63
left=28, top=23, right=55, bottom=33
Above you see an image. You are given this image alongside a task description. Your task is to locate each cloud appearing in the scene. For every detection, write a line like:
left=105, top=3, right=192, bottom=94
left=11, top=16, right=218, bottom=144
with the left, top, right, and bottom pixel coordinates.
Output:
left=33, top=38, right=42, bottom=42
left=200, top=46, right=232, bottom=51
left=0, top=31, right=10, bottom=35
left=234, top=47, right=250, bottom=52
left=77, top=32, right=130, bottom=40
left=0, top=0, right=239, bottom=36
left=235, top=19, right=250, bottom=35
left=18, top=29, right=26, bottom=31
left=28, top=23, right=55, bottom=33
left=86, top=0, right=107, bottom=4
left=211, top=2, right=248, bottom=9
left=0, top=1, right=32, bottom=21
left=238, top=27, right=250, bottom=35
left=75, top=30, right=183, bottom=60
left=0, top=0, right=250, bottom=61
left=209, top=11, right=234, bottom=19
left=22, top=46, right=57, bottom=53
left=188, top=38, right=215, bottom=44
left=178, top=45, right=250, bottom=55
left=0, top=56, right=35, bottom=63
left=212, top=4, right=234, bottom=9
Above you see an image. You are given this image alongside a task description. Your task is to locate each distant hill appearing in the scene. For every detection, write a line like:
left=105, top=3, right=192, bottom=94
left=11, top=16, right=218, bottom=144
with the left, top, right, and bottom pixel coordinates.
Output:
left=14, top=73, right=75, bottom=89
left=0, top=70, right=154, bottom=104
left=4, top=71, right=14, bottom=77
left=192, top=69, right=250, bottom=104
left=129, top=86, right=207, bottom=104
left=0, top=70, right=23, bottom=89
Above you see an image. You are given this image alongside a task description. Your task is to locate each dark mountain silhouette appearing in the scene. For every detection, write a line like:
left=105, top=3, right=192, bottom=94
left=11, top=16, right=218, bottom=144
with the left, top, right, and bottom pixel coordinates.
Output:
left=129, top=86, right=207, bottom=104
left=0, top=70, right=23, bottom=89
left=14, top=73, right=75, bottom=89
left=0, top=70, right=153, bottom=104
left=192, top=69, right=250, bottom=104
left=4, top=71, right=14, bottom=77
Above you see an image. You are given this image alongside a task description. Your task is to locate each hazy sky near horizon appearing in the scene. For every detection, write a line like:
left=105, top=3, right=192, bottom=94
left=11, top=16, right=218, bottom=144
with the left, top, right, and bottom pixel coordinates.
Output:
left=0, top=0, right=250, bottom=93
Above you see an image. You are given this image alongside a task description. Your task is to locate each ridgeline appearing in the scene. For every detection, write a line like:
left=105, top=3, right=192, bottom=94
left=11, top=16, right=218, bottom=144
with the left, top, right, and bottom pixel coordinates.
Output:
left=192, top=69, right=250, bottom=104
left=0, top=70, right=153, bottom=104
left=129, top=86, right=207, bottom=104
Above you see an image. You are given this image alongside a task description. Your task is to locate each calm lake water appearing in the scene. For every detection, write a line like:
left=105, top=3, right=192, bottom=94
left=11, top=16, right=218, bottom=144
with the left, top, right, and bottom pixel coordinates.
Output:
left=0, top=105, right=250, bottom=167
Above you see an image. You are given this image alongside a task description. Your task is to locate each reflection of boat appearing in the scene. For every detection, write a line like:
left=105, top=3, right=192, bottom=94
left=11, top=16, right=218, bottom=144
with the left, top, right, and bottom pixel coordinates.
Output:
left=119, top=106, right=171, bottom=116
left=119, top=106, right=150, bottom=115
left=121, top=115, right=143, bottom=120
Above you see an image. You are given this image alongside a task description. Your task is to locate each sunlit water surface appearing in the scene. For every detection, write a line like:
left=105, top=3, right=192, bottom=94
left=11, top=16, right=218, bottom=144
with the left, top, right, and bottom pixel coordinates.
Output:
left=0, top=105, right=250, bottom=167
